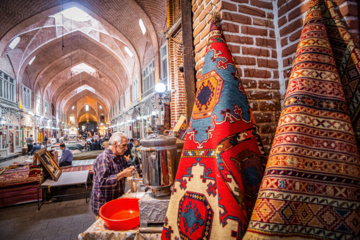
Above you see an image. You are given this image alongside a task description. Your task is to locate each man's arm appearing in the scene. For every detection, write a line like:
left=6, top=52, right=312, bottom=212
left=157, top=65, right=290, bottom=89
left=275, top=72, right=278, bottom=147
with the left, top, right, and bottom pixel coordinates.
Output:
left=95, top=157, right=133, bottom=188
left=68, top=149, right=73, bottom=162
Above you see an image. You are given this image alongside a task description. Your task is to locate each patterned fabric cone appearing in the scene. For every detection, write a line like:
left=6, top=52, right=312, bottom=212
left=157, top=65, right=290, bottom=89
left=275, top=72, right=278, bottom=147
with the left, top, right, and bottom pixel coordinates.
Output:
left=244, top=0, right=360, bottom=239
left=162, top=21, right=267, bottom=240
left=322, top=0, right=360, bottom=150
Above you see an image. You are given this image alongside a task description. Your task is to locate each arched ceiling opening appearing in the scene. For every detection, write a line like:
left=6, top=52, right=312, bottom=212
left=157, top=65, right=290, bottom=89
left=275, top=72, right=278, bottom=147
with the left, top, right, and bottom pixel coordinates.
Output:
left=0, top=0, right=167, bottom=124
left=79, top=113, right=97, bottom=123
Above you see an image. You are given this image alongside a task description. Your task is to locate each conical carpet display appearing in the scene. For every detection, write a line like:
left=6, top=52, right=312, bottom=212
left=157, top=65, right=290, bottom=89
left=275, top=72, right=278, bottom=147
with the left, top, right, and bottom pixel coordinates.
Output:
left=323, top=0, right=360, bottom=149
left=162, top=21, right=266, bottom=240
left=244, top=0, right=360, bottom=239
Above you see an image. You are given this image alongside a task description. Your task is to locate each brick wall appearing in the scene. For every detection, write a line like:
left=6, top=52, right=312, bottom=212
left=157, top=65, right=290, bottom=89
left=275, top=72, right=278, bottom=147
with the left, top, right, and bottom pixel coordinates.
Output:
left=191, top=0, right=359, bottom=154
left=278, top=0, right=359, bottom=90
left=169, top=30, right=186, bottom=125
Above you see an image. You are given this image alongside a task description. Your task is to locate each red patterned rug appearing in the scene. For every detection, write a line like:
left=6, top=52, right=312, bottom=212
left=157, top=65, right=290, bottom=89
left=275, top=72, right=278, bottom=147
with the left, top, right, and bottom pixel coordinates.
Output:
left=162, top=20, right=266, bottom=239
left=245, top=0, right=360, bottom=239
left=61, top=165, right=93, bottom=174
left=0, top=167, right=42, bottom=207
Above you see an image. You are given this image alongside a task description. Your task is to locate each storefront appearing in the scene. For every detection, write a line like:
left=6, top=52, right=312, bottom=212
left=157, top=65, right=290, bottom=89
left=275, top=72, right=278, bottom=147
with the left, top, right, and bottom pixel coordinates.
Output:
left=0, top=109, right=22, bottom=157
left=21, top=112, right=35, bottom=147
left=132, top=110, right=141, bottom=139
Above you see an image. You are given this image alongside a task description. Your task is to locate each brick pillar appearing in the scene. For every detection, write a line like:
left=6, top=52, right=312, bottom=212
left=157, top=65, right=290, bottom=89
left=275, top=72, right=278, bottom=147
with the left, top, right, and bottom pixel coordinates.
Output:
left=170, top=31, right=186, bottom=125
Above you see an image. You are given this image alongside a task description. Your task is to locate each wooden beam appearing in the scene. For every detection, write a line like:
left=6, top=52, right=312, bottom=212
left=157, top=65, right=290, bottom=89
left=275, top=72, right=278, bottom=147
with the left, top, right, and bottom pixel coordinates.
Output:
left=181, top=0, right=196, bottom=128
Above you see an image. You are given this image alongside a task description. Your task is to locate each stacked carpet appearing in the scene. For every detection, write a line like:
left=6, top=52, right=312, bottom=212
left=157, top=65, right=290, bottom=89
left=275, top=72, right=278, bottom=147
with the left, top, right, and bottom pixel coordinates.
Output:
left=244, top=0, right=360, bottom=239
left=0, top=165, right=42, bottom=207
left=72, top=150, right=103, bottom=160
left=162, top=20, right=266, bottom=239
left=322, top=0, right=360, bottom=150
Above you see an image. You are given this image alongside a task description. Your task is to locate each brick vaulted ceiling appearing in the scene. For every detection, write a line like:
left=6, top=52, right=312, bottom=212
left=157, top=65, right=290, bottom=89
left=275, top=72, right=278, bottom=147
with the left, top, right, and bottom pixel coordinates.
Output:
left=0, top=0, right=167, bottom=121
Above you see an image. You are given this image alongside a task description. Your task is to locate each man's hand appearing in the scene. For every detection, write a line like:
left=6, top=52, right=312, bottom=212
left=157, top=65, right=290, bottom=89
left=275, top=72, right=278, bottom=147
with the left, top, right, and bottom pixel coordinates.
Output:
left=117, top=167, right=134, bottom=180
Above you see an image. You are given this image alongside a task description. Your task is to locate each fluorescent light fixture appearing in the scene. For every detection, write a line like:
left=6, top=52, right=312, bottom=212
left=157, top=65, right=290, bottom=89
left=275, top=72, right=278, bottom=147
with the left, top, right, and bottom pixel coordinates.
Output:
left=72, top=106, right=75, bottom=110
left=61, top=7, right=91, bottom=22
left=9, top=37, right=20, bottom=49
left=139, top=19, right=146, bottom=35
left=29, top=56, right=36, bottom=65
left=85, top=105, right=89, bottom=111
left=124, top=47, right=133, bottom=57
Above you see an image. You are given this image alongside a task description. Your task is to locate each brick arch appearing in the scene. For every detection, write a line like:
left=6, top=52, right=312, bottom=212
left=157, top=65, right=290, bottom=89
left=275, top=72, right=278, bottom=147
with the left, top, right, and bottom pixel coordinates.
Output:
left=23, top=32, right=129, bottom=95
left=78, top=105, right=97, bottom=119
left=51, top=74, right=116, bottom=105
left=42, top=61, right=120, bottom=105
left=62, top=90, right=110, bottom=115
left=41, top=56, right=122, bottom=101
left=0, top=0, right=165, bottom=79
left=79, top=113, right=98, bottom=123
left=0, top=1, right=140, bottom=65
left=55, top=81, right=113, bottom=113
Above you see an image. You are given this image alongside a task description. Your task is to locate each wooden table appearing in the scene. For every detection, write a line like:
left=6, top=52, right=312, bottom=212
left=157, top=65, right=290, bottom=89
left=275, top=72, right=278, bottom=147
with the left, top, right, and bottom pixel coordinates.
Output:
left=37, top=170, right=90, bottom=210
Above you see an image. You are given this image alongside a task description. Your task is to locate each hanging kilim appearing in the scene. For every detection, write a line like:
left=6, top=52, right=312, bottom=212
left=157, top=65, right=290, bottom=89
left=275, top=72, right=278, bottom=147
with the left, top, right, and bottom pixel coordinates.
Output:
left=162, top=20, right=267, bottom=240
left=322, top=0, right=360, bottom=150
left=244, top=0, right=360, bottom=239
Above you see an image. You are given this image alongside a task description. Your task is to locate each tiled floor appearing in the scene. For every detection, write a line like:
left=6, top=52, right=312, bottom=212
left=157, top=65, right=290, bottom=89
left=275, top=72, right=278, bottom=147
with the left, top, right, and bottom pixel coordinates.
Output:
left=0, top=199, right=95, bottom=240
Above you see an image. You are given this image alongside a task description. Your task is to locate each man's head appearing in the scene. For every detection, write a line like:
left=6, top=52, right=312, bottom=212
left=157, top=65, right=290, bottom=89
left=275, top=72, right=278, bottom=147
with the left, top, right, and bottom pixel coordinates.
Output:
left=60, top=143, right=65, bottom=150
left=30, top=135, right=33, bottom=137
left=109, top=132, right=128, bottom=156
left=130, top=139, right=134, bottom=143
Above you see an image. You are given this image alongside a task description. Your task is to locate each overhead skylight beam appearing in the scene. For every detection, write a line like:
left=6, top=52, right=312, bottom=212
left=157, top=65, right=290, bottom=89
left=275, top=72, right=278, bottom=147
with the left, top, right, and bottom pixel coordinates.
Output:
left=61, top=7, right=91, bottom=22
left=124, top=47, right=133, bottom=57
left=9, top=37, right=20, bottom=49
left=139, top=19, right=146, bottom=35
left=29, top=56, right=36, bottom=65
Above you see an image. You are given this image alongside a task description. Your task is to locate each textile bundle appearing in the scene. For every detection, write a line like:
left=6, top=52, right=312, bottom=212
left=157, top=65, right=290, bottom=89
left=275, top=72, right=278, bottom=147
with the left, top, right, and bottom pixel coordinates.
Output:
left=244, top=0, right=360, bottom=239
left=322, top=0, right=360, bottom=150
left=161, top=20, right=266, bottom=239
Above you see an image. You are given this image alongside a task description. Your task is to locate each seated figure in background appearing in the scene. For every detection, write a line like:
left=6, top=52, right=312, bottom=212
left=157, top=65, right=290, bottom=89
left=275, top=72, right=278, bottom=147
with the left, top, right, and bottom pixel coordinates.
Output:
left=32, top=142, right=41, bottom=155
left=91, top=139, right=102, bottom=151
left=59, top=143, right=73, bottom=167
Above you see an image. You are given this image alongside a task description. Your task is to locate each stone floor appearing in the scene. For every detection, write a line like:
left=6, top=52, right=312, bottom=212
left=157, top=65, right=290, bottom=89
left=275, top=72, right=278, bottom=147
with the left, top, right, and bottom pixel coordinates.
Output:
left=0, top=154, right=96, bottom=240
left=0, top=154, right=32, bottom=166
left=0, top=199, right=95, bottom=240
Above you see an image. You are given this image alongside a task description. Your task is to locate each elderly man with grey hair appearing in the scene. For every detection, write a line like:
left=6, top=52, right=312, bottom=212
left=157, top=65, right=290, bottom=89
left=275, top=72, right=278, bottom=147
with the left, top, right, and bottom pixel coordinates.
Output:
left=91, top=132, right=134, bottom=219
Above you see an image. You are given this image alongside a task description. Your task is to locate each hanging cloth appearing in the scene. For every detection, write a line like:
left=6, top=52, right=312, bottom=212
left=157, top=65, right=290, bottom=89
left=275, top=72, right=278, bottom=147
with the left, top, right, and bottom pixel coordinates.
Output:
left=323, top=0, right=360, bottom=150
left=161, top=20, right=267, bottom=240
left=244, top=0, right=360, bottom=239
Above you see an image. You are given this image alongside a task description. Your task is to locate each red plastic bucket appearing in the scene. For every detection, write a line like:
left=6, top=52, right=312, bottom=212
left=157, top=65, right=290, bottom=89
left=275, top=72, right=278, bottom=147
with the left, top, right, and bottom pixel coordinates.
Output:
left=99, top=198, right=140, bottom=230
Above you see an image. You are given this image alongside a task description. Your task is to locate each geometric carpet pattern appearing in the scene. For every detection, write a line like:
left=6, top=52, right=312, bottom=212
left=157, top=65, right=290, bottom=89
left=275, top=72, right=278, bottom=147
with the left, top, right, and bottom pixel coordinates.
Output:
left=244, top=0, right=360, bottom=239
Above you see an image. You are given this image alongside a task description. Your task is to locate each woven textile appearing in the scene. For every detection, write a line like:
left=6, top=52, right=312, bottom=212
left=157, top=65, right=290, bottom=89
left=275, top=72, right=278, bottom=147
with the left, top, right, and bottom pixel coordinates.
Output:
left=322, top=0, right=360, bottom=149
left=0, top=167, right=42, bottom=207
left=244, top=1, right=360, bottom=239
left=162, top=21, right=266, bottom=240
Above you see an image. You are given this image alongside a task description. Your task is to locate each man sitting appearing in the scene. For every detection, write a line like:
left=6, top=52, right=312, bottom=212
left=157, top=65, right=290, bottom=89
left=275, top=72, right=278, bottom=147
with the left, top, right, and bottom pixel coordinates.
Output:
left=59, top=143, right=73, bottom=167
left=90, top=139, right=101, bottom=151
left=32, top=142, right=41, bottom=155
